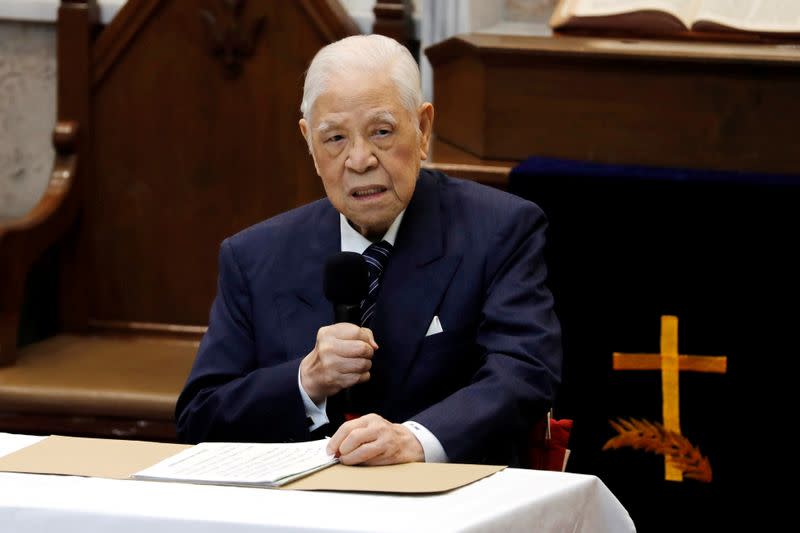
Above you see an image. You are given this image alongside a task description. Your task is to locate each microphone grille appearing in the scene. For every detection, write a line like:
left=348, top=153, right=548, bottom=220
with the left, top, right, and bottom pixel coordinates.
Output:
left=323, top=252, right=369, bottom=304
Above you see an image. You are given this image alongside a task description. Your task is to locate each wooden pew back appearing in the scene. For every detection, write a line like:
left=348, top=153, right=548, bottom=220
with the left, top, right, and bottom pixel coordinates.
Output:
left=0, top=0, right=358, bottom=440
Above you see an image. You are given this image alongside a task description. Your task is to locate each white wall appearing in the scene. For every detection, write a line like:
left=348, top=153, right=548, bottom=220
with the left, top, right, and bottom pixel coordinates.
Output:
left=0, top=21, right=55, bottom=216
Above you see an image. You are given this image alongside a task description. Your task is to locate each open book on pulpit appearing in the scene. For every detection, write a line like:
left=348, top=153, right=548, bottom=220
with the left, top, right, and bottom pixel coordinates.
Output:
left=550, top=0, right=800, bottom=42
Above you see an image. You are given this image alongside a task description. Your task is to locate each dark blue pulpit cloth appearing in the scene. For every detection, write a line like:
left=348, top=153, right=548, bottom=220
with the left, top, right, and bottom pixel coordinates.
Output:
left=509, top=157, right=800, bottom=532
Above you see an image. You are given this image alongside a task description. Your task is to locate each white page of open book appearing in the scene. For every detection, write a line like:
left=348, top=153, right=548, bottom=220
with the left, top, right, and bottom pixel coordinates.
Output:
left=132, top=439, right=337, bottom=486
left=569, top=0, right=701, bottom=27
left=695, top=0, right=800, bottom=32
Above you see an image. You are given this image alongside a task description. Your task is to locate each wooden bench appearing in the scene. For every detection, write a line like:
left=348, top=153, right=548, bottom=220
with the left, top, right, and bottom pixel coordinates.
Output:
left=0, top=0, right=359, bottom=441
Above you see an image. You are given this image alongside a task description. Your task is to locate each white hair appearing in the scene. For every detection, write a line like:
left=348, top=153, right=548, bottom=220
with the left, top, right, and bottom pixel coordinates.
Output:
left=301, top=34, right=422, bottom=123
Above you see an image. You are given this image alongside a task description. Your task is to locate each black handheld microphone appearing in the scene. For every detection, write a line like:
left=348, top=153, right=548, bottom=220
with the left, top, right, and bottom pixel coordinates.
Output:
left=323, top=252, right=369, bottom=416
left=323, top=252, right=369, bottom=323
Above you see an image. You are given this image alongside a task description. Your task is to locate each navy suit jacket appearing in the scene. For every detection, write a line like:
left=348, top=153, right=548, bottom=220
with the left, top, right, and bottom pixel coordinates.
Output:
left=175, top=170, right=562, bottom=465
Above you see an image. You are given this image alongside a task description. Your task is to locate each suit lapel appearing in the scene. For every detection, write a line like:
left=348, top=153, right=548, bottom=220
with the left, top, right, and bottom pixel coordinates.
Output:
left=275, top=202, right=339, bottom=360
left=368, top=174, right=462, bottom=409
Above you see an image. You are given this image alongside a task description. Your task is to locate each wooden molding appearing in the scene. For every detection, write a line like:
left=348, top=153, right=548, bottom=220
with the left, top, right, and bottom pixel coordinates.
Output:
left=0, top=412, right=177, bottom=441
left=373, top=0, right=413, bottom=48
left=87, top=319, right=206, bottom=339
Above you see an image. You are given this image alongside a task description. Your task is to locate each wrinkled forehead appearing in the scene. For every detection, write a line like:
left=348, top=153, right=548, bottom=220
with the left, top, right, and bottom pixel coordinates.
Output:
left=310, top=69, right=405, bottom=124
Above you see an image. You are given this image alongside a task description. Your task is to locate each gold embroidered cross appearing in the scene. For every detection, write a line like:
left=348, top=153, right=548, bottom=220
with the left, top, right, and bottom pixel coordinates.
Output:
left=613, top=315, right=727, bottom=481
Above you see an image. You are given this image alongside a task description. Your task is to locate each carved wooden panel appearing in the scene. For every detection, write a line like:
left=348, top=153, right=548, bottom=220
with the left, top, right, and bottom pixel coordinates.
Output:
left=85, top=0, right=355, bottom=325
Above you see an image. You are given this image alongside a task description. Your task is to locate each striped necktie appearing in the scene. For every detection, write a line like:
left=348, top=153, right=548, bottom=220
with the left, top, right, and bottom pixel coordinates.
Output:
left=360, top=240, right=393, bottom=327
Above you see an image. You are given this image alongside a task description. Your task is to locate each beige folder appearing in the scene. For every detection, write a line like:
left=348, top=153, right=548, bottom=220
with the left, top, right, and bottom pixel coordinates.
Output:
left=0, top=435, right=504, bottom=493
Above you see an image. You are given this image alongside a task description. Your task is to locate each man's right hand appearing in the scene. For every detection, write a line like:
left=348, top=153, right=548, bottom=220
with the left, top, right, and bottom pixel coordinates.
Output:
left=299, top=323, right=378, bottom=404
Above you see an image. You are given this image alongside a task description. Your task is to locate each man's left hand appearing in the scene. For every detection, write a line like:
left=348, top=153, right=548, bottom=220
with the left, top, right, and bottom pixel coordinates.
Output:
left=326, top=413, right=424, bottom=465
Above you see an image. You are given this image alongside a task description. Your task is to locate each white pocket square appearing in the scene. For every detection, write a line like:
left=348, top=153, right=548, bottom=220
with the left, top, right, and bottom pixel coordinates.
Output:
left=425, top=316, right=444, bottom=337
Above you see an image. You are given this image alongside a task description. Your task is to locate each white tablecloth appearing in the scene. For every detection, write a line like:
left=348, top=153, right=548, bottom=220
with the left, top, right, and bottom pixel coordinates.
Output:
left=0, top=433, right=635, bottom=532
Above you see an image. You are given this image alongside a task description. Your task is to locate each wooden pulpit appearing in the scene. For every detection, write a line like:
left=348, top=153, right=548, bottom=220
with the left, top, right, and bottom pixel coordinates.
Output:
left=426, top=33, right=800, bottom=175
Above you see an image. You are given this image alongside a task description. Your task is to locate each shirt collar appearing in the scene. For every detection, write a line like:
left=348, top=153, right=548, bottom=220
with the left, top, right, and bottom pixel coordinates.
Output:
left=340, top=210, right=405, bottom=254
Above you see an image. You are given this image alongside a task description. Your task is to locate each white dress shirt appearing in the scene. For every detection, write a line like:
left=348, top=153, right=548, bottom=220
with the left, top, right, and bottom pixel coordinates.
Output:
left=296, top=211, right=448, bottom=463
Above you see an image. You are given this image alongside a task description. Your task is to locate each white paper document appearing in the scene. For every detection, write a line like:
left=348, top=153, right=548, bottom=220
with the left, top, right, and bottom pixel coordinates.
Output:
left=132, top=439, right=338, bottom=487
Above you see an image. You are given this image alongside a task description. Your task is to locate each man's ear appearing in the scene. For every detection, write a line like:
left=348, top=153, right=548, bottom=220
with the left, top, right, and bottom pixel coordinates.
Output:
left=299, top=118, right=320, bottom=174
left=299, top=118, right=310, bottom=145
left=417, top=103, right=434, bottom=161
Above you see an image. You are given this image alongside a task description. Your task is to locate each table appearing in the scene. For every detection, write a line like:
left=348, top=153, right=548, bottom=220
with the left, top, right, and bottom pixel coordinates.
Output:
left=0, top=433, right=635, bottom=532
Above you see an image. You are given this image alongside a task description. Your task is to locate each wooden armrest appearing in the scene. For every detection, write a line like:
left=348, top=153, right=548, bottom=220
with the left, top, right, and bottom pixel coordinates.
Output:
left=0, top=122, right=81, bottom=366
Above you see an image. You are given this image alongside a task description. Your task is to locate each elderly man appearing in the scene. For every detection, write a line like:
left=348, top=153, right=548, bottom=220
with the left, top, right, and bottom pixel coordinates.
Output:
left=175, top=35, right=562, bottom=467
